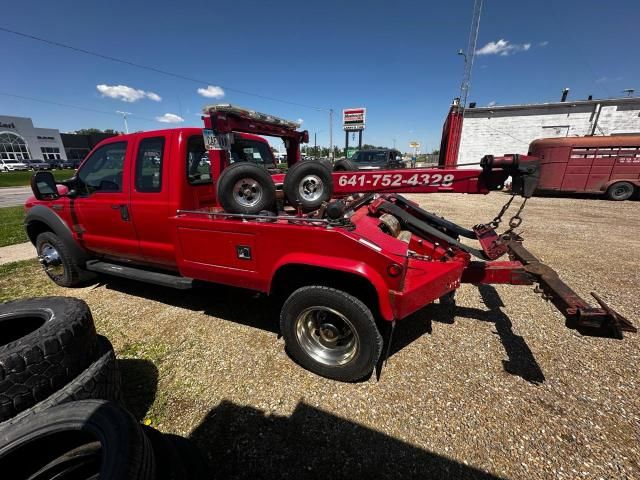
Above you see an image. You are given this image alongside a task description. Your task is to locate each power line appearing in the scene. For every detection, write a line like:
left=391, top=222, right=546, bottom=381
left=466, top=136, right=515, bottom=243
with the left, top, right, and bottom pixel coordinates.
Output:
left=0, top=26, right=327, bottom=112
left=0, top=92, right=157, bottom=123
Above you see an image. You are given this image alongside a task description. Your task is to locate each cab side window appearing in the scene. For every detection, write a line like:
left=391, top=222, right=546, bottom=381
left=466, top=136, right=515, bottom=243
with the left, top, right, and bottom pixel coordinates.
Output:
left=186, top=135, right=211, bottom=185
left=77, top=142, right=127, bottom=195
left=135, top=137, right=164, bottom=192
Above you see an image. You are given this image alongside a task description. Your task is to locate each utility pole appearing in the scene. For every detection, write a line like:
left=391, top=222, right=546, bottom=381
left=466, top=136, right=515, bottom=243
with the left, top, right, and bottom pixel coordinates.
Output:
left=116, top=111, right=131, bottom=134
left=458, top=0, right=483, bottom=108
left=329, top=109, right=334, bottom=160
left=393, top=138, right=396, bottom=149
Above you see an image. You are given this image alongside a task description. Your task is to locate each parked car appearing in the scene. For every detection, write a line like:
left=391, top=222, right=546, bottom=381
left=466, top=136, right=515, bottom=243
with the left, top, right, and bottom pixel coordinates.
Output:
left=25, top=159, right=52, bottom=171
left=333, top=149, right=405, bottom=171
left=56, top=159, right=81, bottom=169
left=0, top=159, right=29, bottom=172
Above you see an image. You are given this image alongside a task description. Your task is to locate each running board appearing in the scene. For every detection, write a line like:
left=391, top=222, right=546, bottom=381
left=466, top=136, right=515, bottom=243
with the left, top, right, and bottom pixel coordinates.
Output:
left=86, top=260, right=193, bottom=290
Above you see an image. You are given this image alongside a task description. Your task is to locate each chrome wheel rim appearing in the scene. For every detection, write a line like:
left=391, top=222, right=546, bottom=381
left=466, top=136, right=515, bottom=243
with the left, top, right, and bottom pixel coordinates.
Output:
left=295, top=306, right=359, bottom=366
left=39, top=243, right=64, bottom=278
left=233, top=178, right=263, bottom=208
left=298, top=174, right=324, bottom=202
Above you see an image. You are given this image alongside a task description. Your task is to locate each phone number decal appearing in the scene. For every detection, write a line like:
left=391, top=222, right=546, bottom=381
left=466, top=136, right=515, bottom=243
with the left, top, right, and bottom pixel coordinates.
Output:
left=337, top=173, right=455, bottom=188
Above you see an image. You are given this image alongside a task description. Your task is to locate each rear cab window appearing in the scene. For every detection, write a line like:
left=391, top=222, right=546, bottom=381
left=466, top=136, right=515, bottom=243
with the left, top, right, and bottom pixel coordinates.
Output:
left=186, top=135, right=211, bottom=185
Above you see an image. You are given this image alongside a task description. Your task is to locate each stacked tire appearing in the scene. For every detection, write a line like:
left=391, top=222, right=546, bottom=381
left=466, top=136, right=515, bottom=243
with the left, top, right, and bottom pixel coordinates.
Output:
left=0, top=297, right=209, bottom=479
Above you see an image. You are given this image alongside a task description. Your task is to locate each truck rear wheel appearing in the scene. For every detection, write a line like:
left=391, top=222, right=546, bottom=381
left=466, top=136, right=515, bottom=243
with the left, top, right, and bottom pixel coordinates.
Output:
left=217, top=162, right=276, bottom=214
left=606, top=181, right=635, bottom=201
left=280, top=286, right=382, bottom=382
left=333, top=159, right=356, bottom=171
left=283, top=160, right=333, bottom=212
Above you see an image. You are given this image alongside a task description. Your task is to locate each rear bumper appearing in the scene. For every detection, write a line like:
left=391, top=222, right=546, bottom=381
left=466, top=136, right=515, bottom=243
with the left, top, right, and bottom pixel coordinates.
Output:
left=389, top=258, right=464, bottom=320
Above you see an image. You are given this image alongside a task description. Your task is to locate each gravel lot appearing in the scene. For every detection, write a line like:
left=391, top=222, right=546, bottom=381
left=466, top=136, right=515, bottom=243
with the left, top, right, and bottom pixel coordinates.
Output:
left=1, top=193, right=638, bottom=479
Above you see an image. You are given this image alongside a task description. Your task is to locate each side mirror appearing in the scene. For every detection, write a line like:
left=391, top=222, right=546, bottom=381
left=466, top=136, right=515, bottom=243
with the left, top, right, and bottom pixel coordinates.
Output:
left=30, top=171, right=60, bottom=200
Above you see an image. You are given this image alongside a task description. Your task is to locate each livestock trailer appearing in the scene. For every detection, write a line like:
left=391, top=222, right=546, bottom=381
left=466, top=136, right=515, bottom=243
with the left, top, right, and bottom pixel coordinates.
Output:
left=529, top=135, right=640, bottom=200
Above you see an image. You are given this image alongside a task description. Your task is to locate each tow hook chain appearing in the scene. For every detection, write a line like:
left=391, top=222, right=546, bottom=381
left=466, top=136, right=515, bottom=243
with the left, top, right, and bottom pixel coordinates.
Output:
left=489, top=194, right=516, bottom=228
left=504, top=197, right=528, bottom=234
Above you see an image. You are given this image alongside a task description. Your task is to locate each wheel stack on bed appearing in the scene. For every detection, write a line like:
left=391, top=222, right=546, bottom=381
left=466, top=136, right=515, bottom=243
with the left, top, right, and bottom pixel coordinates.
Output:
left=0, top=296, right=209, bottom=479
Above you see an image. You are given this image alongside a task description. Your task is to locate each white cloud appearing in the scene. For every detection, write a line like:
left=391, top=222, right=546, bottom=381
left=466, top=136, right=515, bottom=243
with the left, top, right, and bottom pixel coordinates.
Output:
left=297, top=118, right=304, bottom=124
left=146, top=91, right=162, bottom=102
left=96, top=84, right=162, bottom=102
left=197, top=85, right=225, bottom=98
left=487, top=100, right=496, bottom=107
left=156, top=113, right=184, bottom=123
left=476, top=39, right=531, bottom=56
left=538, top=40, right=549, bottom=47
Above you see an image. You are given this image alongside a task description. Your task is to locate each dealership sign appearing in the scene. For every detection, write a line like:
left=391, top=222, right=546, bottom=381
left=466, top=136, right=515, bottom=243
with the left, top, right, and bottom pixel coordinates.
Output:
left=409, top=141, right=421, bottom=148
left=343, top=108, right=366, bottom=131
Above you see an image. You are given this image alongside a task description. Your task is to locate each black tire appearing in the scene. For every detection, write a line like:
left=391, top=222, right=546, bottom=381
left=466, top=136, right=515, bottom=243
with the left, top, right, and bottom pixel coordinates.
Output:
left=2, top=336, right=120, bottom=426
left=0, top=399, right=155, bottom=479
left=217, top=162, right=276, bottom=214
left=283, top=160, right=334, bottom=212
left=0, top=297, right=98, bottom=422
left=165, top=433, right=211, bottom=479
left=606, top=181, right=635, bottom=201
left=333, top=159, right=356, bottom=171
left=142, top=426, right=189, bottom=480
left=36, top=231, right=95, bottom=287
left=280, top=286, right=383, bottom=382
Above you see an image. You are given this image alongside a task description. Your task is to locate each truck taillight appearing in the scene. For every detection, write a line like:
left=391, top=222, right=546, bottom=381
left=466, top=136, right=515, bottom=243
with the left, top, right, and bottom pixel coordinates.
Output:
left=387, top=263, right=403, bottom=277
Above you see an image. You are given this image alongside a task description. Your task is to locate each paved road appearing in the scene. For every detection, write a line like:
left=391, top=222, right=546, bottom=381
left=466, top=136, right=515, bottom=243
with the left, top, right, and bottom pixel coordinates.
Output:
left=0, top=187, right=32, bottom=208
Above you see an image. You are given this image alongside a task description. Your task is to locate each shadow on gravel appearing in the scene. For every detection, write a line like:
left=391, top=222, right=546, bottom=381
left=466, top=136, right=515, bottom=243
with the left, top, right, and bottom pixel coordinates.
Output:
left=388, top=284, right=545, bottom=384
left=189, top=400, right=505, bottom=480
left=118, top=358, right=158, bottom=420
left=99, top=277, right=279, bottom=334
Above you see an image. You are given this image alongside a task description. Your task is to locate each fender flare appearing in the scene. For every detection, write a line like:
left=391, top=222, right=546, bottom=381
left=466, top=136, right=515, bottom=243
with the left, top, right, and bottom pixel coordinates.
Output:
left=269, top=253, right=395, bottom=321
left=24, top=205, right=89, bottom=264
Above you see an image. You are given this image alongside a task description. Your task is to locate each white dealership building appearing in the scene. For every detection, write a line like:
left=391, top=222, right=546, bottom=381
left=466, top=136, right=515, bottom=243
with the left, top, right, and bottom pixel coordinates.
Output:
left=0, top=115, right=67, bottom=162
left=456, top=96, right=640, bottom=165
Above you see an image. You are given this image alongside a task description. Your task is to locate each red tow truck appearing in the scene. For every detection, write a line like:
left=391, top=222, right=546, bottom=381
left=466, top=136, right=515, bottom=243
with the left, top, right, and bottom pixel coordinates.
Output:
left=25, top=105, right=635, bottom=382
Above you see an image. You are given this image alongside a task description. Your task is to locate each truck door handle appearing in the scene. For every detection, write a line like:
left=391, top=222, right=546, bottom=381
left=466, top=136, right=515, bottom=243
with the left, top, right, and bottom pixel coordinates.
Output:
left=111, top=204, right=130, bottom=221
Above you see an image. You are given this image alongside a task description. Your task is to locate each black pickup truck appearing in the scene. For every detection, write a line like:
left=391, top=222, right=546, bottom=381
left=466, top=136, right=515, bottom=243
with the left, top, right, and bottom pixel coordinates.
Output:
left=334, top=149, right=404, bottom=171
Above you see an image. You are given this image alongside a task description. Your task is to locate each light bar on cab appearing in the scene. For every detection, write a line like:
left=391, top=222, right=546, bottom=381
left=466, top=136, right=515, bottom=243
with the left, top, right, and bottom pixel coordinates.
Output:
left=203, top=104, right=301, bottom=129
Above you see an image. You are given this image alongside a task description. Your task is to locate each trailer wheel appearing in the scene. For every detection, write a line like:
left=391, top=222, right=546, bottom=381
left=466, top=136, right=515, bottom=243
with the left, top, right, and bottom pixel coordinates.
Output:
left=217, top=162, right=276, bottom=214
left=283, top=161, right=334, bottom=212
left=333, top=159, right=356, bottom=171
left=606, top=181, right=635, bottom=201
left=280, top=286, right=382, bottom=382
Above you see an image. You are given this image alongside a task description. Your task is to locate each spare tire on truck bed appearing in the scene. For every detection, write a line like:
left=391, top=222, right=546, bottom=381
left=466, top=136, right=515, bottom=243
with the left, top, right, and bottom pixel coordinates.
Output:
left=0, top=297, right=98, bottom=422
left=217, top=162, right=276, bottom=214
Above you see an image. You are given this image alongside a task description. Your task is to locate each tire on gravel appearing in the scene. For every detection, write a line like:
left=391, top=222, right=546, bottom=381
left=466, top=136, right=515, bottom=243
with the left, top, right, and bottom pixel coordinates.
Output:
left=0, top=399, right=155, bottom=479
left=280, top=286, right=383, bottom=382
left=333, top=159, right=356, bottom=171
left=283, top=160, right=334, bottom=212
left=217, top=162, right=276, bottom=214
left=606, top=181, right=635, bottom=201
left=35, top=231, right=95, bottom=287
left=2, top=335, right=120, bottom=426
left=0, top=297, right=98, bottom=422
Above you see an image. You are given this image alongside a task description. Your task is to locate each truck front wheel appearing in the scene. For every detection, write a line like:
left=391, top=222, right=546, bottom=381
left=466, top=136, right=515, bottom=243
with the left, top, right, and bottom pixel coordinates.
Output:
left=280, top=286, right=383, bottom=382
left=36, top=232, right=94, bottom=287
left=606, top=181, right=635, bottom=201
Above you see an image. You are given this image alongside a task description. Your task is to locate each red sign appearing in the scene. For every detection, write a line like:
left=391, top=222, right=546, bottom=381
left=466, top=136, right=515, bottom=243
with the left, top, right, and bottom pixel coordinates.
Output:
left=343, top=108, right=366, bottom=130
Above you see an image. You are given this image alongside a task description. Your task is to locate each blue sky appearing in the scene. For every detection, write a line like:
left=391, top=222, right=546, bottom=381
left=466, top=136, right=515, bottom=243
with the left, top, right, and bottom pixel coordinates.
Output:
left=1, top=0, right=638, bottom=152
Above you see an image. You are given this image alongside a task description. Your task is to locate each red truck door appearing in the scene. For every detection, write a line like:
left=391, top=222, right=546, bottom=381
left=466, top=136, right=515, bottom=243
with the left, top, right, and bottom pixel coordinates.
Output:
left=71, top=140, right=143, bottom=260
left=128, top=132, right=176, bottom=267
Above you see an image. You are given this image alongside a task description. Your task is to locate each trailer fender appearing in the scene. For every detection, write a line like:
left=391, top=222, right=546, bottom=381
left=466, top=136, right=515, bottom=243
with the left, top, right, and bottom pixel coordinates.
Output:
left=601, top=178, right=640, bottom=192
left=24, top=205, right=89, bottom=264
left=270, top=253, right=395, bottom=321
